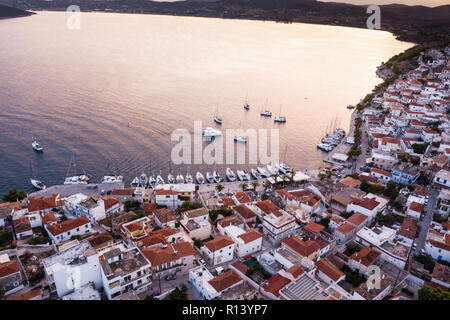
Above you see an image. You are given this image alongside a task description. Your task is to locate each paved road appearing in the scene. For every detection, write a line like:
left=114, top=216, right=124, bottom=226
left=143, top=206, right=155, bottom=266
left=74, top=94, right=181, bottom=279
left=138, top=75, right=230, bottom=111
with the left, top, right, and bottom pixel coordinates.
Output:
left=415, top=187, right=439, bottom=251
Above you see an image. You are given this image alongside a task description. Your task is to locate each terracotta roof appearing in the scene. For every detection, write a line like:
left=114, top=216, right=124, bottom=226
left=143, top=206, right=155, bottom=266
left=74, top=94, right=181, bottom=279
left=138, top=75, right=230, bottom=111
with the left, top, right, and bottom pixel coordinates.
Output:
left=409, top=201, right=424, bottom=213
left=331, top=215, right=345, bottom=224
left=359, top=174, right=379, bottom=184
left=13, top=217, right=32, bottom=234
left=262, top=273, right=291, bottom=297
left=326, top=253, right=346, bottom=270
left=142, top=241, right=195, bottom=267
left=218, top=215, right=243, bottom=228
left=349, top=246, right=381, bottom=267
left=286, top=265, right=304, bottom=279
left=276, top=189, right=296, bottom=201
left=335, top=222, right=356, bottom=235
left=122, top=221, right=143, bottom=233
left=371, top=168, right=392, bottom=177
left=301, top=195, right=321, bottom=207
left=289, top=189, right=312, bottom=200
left=8, top=288, right=41, bottom=300
left=0, top=202, right=21, bottom=211
left=143, top=203, right=157, bottom=215
left=183, top=207, right=208, bottom=219
left=28, top=194, right=62, bottom=212
left=381, top=137, right=400, bottom=146
left=111, top=188, right=134, bottom=196
left=315, top=259, right=345, bottom=282
left=233, top=204, right=256, bottom=220
left=282, top=236, right=320, bottom=257
left=219, top=197, right=235, bottom=206
left=153, top=208, right=176, bottom=223
left=399, top=216, right=418, bottom=240
left=208, top=270, right=243, bottom=292
left=101, top=196, right=120, bottom=211
left=87, top=232, right=113, bottom=248
left=139, top=234, right=166, bottom=247
left=255, top=200, right=283, bottom=217
left=431, top=263, right=449, bottom=284
left=155, top=189, right=178, bottom=195
left=231, top=261, right=249, bottom=274
left=204, top=235, right=234, bottom=252
left=414, top=185, right=428, bottom=197
left=339, top=176, right=362, bottom=188
left=303, top=222, right=325, bottom=234
left=346, top=212, right=368, bottom=227
left=46, top=216, right=90, bottom=236
left=41, top=212, right=57, bottom=225
left=0, top=259, right=20, bottom=278
left=354, top=197, right=380, bottom=211
left=238, top=229, right=262, bottom=244
left=234, top=192, right=251, bottom=204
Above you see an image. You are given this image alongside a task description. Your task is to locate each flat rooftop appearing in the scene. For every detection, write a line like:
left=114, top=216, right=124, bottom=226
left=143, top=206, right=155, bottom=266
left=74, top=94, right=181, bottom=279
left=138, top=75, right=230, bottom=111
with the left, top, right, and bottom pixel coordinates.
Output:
left=61, top=283, right=100, bottom=300
left=100, top=247, right=149, bottom=280
left=280, top=273, right=321, bottom=300
left=43, top=241, right=96, bottom=271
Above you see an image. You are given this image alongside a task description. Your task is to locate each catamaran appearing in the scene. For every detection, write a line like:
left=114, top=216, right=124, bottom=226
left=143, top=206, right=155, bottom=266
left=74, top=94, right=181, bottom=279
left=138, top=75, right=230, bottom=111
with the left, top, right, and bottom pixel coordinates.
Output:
left=251, top=168, right=262, bottom=180
left=226, top=168, right=236, bottom=182
left=176, top=174, right=185, bottom=184
left=32, top=137, right=43, bottom=152
left=196, top=172, right=205, bottom=184
left=213, top=170, right=222, bottom=183
left=206, top=172, right=215, bottom=184
left=266, top=164, right=277, bottom=176
left=257, top=167, right=269, bottom=178
left=185, top=173, right=193, bottom=184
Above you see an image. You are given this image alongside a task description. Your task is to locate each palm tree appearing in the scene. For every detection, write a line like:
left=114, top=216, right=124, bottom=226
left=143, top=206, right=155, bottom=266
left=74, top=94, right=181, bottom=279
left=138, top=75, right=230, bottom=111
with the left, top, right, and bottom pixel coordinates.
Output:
left=216, top=184, right=224, bottom=193
left=239, top=183, right=248, bottom=192
left=273, top=173, right=279, bottom=188
left=251, top=181, right=259, bottom=192
left=289, top=170, right=297, bottom=187
left=263, top=181, right=271, bottom=191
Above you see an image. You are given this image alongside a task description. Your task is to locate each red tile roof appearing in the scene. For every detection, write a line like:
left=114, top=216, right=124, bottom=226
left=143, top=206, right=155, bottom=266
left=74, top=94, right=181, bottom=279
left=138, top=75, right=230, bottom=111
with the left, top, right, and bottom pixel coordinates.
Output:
left=315, top=259, right=345, bottom=282
left=262, top=273, right=291, bottom=297
left=346, top=212, right=368, bottom=227
left=304, top=222, right=325, bottom=234
left=238, top=229, right=263, bottom=244
left=234, top=192, right=251, bottom=204
left=46, top=216, right=90, bottom=236
left=142, top=241, right=195, bottom=267
left=349, top=246, right=381, bottom=267
left=8, top=288, right=41, bottom=300
left=208, top=270, right=243, bottom=292
left=28, top=194, right=62, bottom=212
left=218, top=215, right=243, bottom=228
left=371, top=168, right=392, bottom=177
left=204, top=235, right=234, bottom=252
left=219, top=197, right=235, bottom=206
left=335, top=222, right=356, bottom=235
left=286, top=265, right=304, bottom=279
left=289, top=189, right=312, bottom=200
left=111, top=188, right=134, bottom=196
left=101, top=196, right=120, bottom=211
left=0, top=259, right=20, bottom=278
left=41, top=212, right=57, bottom=225
left=231, top=261, right=249, bottom=274
left=255, top=200, right=282, bottom=217
left=233, top=204, right=256, bottom=220
left=276, top=189, right=296, bottom=201
left=339, top=176, right=362, bottom=188
left=87, top=232, right=113, bottom=248
left=155, top=189, right=178, bottom=195
left=153, top=208, right=176, bottom=223
left=409, top=201, right=424, bottom=213
left=143, top=203, right=157, bottom=215
left=282, top=236, right=320, bottom=257
left=399, top=216, right=418, bottom=240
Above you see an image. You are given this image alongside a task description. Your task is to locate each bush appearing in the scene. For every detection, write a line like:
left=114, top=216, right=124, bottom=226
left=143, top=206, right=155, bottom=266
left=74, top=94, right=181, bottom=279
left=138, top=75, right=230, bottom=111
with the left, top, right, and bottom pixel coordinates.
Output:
left=26, top=235, right=50, bottom=245
left=345, top=243, right=362, bottom=256
left=124, top=200, right=141, bottom=212
left=165, top=284, right=188, bottom=300
left=209, top=205, right=232, bottom=223
left=341, top=265, right=367, bottom=287
left=176, top=201, right=202, bottom=214
left=415, top=253, right=435, bottom=272
left=340, top=211, right=354, bottom=219
left=418, top=284, right=450, bottom=300
left=412, top=143, right=428, bottom=154
left=0, top=230, right=12, bottom=247
left=2, top=187, right=26, bottom=202
left=29, top=269, right=45, bottom=284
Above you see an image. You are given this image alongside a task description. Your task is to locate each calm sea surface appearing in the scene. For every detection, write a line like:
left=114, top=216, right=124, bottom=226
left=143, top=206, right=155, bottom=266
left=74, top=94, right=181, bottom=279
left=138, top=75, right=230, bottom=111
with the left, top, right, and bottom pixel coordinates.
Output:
left=0, top=12, right=412, bottom=194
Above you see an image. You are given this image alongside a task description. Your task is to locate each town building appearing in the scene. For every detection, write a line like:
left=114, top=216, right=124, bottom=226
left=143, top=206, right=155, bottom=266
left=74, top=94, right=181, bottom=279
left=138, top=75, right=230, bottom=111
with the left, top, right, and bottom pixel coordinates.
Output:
left=201, top=235, right=235, bottom=265
left=0, top=255, right=24, bottom=296
left=46, top=216, right=92, bottom=244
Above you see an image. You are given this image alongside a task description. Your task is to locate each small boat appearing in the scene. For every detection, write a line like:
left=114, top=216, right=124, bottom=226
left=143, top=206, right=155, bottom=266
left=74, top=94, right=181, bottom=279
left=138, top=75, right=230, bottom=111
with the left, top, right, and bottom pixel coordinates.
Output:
left=102, top=175, right=123, bottom=183
left=30, top=178, right=46, bottom=190
left=206, top=172, right=215, bottom=183
left=213, top=170, right=222, bottom=183
left=274, top=105, right=286, bottom=123
left=185, top=173, right=193, bottom=184
left=214, top=105, right=222, bottom=125
left=242, top=170, right=251, bottom=181
left=257, top=167, right=269, bottom=178
left=196, top=172, right=205, bottom=184
left=176, top=174, right=185, bottom=184
left=32, top=137, right=43, bottom=152
left=140, top=173, right=148, bottom=187
left=156, top=175, right=165, bottom=185
left=148, top=174, right=156, bottom=186
left=236, top=170, right=245, bottom=181
left=226, top=168, right=236, bottom=182
left=260, top=110, right=272, bottom=117
left=64, top=175, right=89, bottom=185
left=347, top=105, right=356, bottom=109
left=244, top=93, right=250, bottom=110
left=203, top=127, right=222, bottom=137
left=266, top=164, right=277, bottom=176
left=279, top=162, right=292, bottom=173
left=167, top=173, right=175, bottom=184
left=251, top=168, right=262, bottom=180
left=234, top=136, right=247, bottom=143
left=317, top=143, right=333, bottom=152
left=131, top=177, right=139, bottom=187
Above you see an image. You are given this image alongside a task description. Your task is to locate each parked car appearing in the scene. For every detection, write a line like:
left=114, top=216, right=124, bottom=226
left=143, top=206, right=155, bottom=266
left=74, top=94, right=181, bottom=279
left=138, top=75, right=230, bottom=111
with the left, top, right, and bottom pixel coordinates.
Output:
left=199, top=258, right=206, bottom=266
left=413, top=243, right=417, bottom=251
left=420, top=249, right=425, bottom=255
left=165, top=274, right=177, bottom=281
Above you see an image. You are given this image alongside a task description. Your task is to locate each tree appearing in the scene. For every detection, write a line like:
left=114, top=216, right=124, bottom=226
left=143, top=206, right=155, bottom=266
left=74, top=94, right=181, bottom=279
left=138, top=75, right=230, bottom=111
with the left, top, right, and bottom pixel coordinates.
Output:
left=263, top=181, right=271, bottom=191
left=251, top=182, right=259, bottom=192
left=261, top=194, right=269, bottom=200
left=289, top=171, right=297, bottom=187
left=418, top=284, right=450, bottom=300
left=215, top=184, right=224, bottom=193
left=176, top=201, right=202, bottom=214
left=166, top=284, right=188, bottom=300
left=2, top=187, right=26, bottom=203
left=239, top=183, right=249, bottom=192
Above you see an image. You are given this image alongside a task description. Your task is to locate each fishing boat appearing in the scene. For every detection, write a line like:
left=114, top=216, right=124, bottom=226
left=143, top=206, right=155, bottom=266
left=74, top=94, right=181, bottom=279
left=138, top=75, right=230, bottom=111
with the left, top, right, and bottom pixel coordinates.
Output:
left=185, top=173, right=193, bottom=184
left=213, top=170, right=222, bottom=183
left=30, top=178, right=46, bottom=190
left=257, top=167, right=269, bottom=178
left=32, top=137, right=43, bottom=152
left=156, top=175, right=165, bottom=185
left=214, top=105, right=222, bottom=125
left=242, top=170, right=251, bottom=181
left=206, top=172, right=215, bottom=183
left=226, top=168, right=236, bottom=182
left=236, top=170, right=245, bottom=181
left=251, top=168, right=262, bottom=180
left=266, top=164, right=277, bottom=176
left=274, top=105, right=286, bottom=123
left=140, top=173, right=148, bottom=187
left=167, top=173, right=175, bottom=184
left=176, top=174, right=185, bottom=184
left=131, top=177, right=139, bottom=187
left=317, top=143, right=333, bottom=152
left=102, top=175, right=123, bottom=183
left=196, top=172, right=205, bottom=184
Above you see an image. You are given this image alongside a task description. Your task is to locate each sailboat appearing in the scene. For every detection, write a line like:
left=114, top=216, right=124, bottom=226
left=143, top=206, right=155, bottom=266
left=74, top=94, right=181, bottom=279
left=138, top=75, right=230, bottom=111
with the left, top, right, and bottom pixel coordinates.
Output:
left=148, top=162, right=156, bottom=186
left=226, top=168, right=236, bottom=182
left=206, top=172, right=215, bottom=183
left=214, top=105, right=223, bottom=125
left=64, top=154, right=89, bottom=185
left=131, top=177, right=139, bottom=188
left=196, top=172, right=205, bottom=184
left=140, top=173, right=148, bottom=187
left=274, top=105, right=286, bottom=123
left=156, top=174, right=165, bottom=185
left=30, top=161, right=46, bottom=190
left=32, top=136, right=43, bottom=152
left=260, top=98, right=272, bottom=117
left=244, top=93, right=250, bottom=110
left=234, top=120, right=247, bottom=143
left=213, top=170, right=222, bottom=183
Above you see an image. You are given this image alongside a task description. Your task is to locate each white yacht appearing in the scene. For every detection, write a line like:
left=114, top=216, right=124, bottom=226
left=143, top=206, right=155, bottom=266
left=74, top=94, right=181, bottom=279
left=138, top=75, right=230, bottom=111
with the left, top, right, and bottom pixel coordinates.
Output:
left=30, top=178, right=46, bottom=190
left=317, top=143, right=333, bottom=152
left=213, top=171, right=222, bottom=183
left=266, top=164, right=277, bottom=176
left=242, top=170, right=251, bottom=181
left=260, top=110, right=272, bottom=117
left=148, top=174, right=156, bottom=186
left=167, top=173, right=175, bottom=184
left=131, top=177, right=139, bottom=187
left=214, top=105, right=222, bottom=125
left=279, top=163, right=292, bottom=173
left=64, top=175, right=89, bottom=185
left=32, top=137, right=43, bottom=152
left=102, top=175, right=123, bottom=183
left=206, top=172, right=215, bottom=183
left=203, top=127, right=222, bottom=138
left=251, top=168, right=262, bottom=180
left=236, top=170, right=245, bottom=181
left=196, top=172, right=205, bottom=184
left=234, top=136, right=247, bottom=143
left=176, top=174, right=185, bottom=184
left=140, top=173, right=148, bottom=187
left=274, top=105, right=286, bottom=123
left=185, top=173, right=193, bottom=184
left=226, top=168, right=236, bottom=182
left=257, top=167, right=269, bottom=178
left=156, top=175, right=165, bottom=185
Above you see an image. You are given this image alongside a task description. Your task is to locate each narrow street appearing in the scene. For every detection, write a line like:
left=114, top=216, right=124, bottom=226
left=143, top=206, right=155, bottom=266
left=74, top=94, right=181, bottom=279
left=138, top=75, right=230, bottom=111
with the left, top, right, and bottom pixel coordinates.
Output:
left=416, top=187, right=439, bottom=251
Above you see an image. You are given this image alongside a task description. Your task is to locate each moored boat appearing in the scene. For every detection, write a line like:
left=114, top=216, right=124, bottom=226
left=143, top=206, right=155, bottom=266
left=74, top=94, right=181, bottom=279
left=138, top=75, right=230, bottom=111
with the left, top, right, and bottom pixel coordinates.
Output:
left=176, top=174, right=185, bottom=184
left=140, top=173, right=148, bottom=187
left=156, top=175, right=165, bottom=185
left=131, top=177, right=139, bottom=187
left=257, top=167, right=269, bottom=178
left=185, top=173, right=193, bottom=184
left=32, top=137, right=43, bottom=152
left=30, top=178, right=46, bottom=190
left=226, top=168, right=236, bottom=182
left=196, top=172, right=205, bottom=184
left=206, top=172, right=215, bottom=183
left=251, top=168, right=262, bottom=180
left=266, top=164, right=277, bottom=176
left=167, top=173, right=175, bottom=184
left=213, top=171, right=222, bottom=183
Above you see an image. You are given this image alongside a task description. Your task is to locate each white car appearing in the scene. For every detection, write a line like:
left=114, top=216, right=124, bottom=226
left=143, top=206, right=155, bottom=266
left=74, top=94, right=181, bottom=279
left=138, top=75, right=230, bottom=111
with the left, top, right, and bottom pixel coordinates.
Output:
left=199, top=258, right=206, bottom=266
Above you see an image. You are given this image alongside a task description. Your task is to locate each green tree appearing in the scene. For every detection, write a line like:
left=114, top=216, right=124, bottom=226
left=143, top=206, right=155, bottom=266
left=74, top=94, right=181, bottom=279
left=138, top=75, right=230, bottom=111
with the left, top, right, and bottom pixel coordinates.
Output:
left=215, top=184, right=224, bottom=193
left=166, top=284, right=188, bottom=300
left=239, top=183, right=249, bottom=192
left=418, top=285, right=450, bottom=300
left=2, top=187, right=26, bottom=202
left=251, top=181, right=259, bottom=192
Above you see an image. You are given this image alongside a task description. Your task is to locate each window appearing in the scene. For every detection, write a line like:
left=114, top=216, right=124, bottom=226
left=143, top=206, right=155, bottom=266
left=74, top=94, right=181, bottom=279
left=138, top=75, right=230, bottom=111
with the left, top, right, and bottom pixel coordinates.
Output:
left=68, top=231, right=71, bottom=235
left=85, top=225, right=88, bottom=228
left=77, top=228, right=80, bottom=231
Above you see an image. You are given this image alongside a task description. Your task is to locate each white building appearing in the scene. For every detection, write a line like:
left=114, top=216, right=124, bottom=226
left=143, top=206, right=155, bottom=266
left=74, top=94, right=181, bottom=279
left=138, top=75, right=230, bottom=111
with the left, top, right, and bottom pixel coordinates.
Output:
left=189, top=266, right=243, bottom=300
left=201, top=235, right=235, bottom=265
left=43, top=241, right=102, bottom=298
left=45, top=216, right=92, bottom=245
left=64, top=194, right=106, bottom=223
left=347, top=193, right=389, bottom=224
left=433, top=169, right=450, bottom=189
left=154, top=184, right=195, bottom=210
left=221, top=226, right=263, bottom=258
left=425, top=228, right=450, bottom=262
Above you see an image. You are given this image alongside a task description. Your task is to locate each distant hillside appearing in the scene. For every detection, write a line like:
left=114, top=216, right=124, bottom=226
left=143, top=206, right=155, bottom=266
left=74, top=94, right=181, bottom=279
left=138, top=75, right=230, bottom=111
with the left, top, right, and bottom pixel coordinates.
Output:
left=0, top=3, right=34, bottom=18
